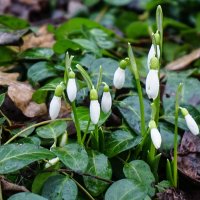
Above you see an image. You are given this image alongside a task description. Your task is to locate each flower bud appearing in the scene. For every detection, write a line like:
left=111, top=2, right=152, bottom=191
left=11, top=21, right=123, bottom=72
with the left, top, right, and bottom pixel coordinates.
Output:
left=67, top=71, right=77, bottom=102
left=147, top=44, right=160, bottom=69
left=49, top=95, right=61, bottom=120
left=45, top=157, right=59, bottom=169
left=90, top=100, right=100, bottom=124
left=146, top=69, right=159, bottom=100
left=149, top=120, right=161, bottom=149
left=180, top=107, right=199, bottom=135
left=101, top=85, right=112, bottom=114
left=113, top=67, right=125, bottom=89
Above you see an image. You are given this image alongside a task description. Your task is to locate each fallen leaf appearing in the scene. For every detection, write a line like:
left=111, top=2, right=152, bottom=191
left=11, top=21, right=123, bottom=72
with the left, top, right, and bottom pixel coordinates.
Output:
left=7, top=82, right=47, bottom=118
left=165, top=49, right=200, bottom=70
left=0, top=71, right=19, bottom=85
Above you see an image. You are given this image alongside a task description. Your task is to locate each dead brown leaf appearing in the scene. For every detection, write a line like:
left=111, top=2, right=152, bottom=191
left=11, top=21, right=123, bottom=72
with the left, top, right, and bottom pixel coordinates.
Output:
left=0, top=71, right=19, bottom=85
left=21, top=25, right=55, bottom=51
left=165, top=49, right=200, bottom=71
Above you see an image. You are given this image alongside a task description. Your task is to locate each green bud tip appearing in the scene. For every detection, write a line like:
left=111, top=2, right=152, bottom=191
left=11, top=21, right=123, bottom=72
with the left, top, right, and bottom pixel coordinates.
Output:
left=154, top=31, right=160, bottom=45
left=90, top=88, right=98, bottom=100
left=119, top=59, right=127, bottom=70
left=69, top=71, right=75, bottom=78
left=180, top=107, right=189, bottom=117
left=149, top=120, right=157, bottom=129
left=55, top=84, right=63, bottom=97
left=103, top=84, right=109, bottom=92
left=150, top=56, right=159, bottom=70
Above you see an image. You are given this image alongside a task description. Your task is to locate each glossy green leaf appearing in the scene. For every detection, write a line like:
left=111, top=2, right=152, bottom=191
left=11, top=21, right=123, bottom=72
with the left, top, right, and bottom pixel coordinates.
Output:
left=53, top=39, right=81, bottom=54
left=42, top=175, right=78, bottom=200
left=8, top=192, right=47, bottom=200
left=117, top=95, right=151, bottom=134
left=104, top=130, right=142, bottom=158
left=28, top=62, right=59, bottom=83
left=0, top=93, right=5, bottom=107
left=18, top=48, right=54, bottom=60
left=123, top=160, right=155, bottom=197
left=83, top=0, right=100, bottom=7
left=0, top=46, right=16, bottom=64
left=105, top=179, right=147, bottom=200
left=0, top=15, right=29, bottom=30
left=83, top=150, right=112, bottom=196
left=52, top=143, right=88, bottom=172
left=104, top=0, right=132, bottom=6
left=0, top=144, right=54, bottom=174
left=36, top=121, right=67, bottom=139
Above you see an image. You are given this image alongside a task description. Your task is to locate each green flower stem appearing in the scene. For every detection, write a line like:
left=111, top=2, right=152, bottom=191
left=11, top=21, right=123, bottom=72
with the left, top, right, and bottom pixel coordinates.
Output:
left=149, top=141, right=156, bottom=165
left=94, top=124, right=99, bottom=150
left=71, top=101, right=82, bottom=145
left=82, top=119, right=91, bottom=144
left=5, top=118, right=71, bottom=145
left=156, top=5, right=163, bottom=55
left=128, top=43, right=146, bottom=137
left=173, top=83, right=183, bottom=188
left=96, top=65, right=102, bottom=92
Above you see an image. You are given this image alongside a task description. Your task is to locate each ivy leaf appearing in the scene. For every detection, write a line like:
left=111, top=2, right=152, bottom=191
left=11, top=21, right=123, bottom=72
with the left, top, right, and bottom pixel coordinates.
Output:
left=83, top=150, right=112, bottom=196
left=0, top=144, right=54, bottom=174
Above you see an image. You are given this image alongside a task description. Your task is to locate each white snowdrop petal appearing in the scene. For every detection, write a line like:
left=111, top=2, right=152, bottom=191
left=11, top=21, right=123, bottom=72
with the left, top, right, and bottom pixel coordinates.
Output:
left=185, top=114, right=199, bottom=135
left=145, top=69, right=159, bottom=100
left=150, top=128, right=162, bottom=149
left=113, top=67, right=125, bottom=89
left=147, top=44, right=160, bottom=69
left=101, top=92, right=112, bottom=114
left=49, top=96, right=61, bottom=120
left=45, top=157, right=59, bottom=169
left=67, top=78, right=77, bottom=102
left=90, top=100, right=100, bottom=124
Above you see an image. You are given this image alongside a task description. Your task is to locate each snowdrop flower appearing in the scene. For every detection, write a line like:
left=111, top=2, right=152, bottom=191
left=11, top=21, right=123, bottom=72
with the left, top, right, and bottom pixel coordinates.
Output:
left=101, top=84, right=112, bottom=114
left=49, top=84, right=63, bottom=120
left=90, top=88, right=100, bottom=124
left=113, top=59, right=127, bottom=89
left=149, top=120, right=162, bottom=149
left=180, top=107, right=199, bottom=135
left=146, top=56, right=160, bottom=100
left=67, top=71, right=77, bottom=102
left=45, top=157, right=60, bottom=169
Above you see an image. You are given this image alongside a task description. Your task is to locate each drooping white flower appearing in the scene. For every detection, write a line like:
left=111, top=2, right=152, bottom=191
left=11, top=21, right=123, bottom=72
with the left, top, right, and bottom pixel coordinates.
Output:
left=147, top=44, right=160, bottom=69
left=113, top=67, right=125, bottom=89
left=146, top=69, right=159, bottom=100
left=150, top=127, right=162, bottom=149
left=49, top=96, right=61, bottom=120
left=101, top=91, right=112, bottom=114
left=45, top=157, right=59, bottom=169
left=185, top=114, right=199, bottom=135
left=90, top=100, right=100, bottom=124
left=67, top=78, right=77, bottom=102
left=59, top=132, right=68, bottom=147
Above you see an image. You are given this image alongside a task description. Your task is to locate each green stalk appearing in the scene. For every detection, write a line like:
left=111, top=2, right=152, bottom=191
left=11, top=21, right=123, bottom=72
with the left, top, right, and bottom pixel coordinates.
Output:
left=173, top=83, right=183, bottom=187
left=94, top=124, right=99, bottom=150
left=128, top=43, right=146, bottom=137
left=5, top=118, right=71, bottom=144
left=96, top=65, right=103, bottom=92
left=82, top=119, right=91, bottom=144
left=71, top=101, right=82, bottom=145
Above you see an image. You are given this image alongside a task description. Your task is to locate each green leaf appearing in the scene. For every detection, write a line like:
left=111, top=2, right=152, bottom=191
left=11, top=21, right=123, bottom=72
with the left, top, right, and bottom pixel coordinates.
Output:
left=52, top=143, right=89, bottom=172
left=0, top=144, right=54, bottom=174
left=156, top=180, right=171, bottom=193
left=83, top=150, right=112, bottom=196
left=75, top=106, right=110, bottom=132
left=123, top=160, right=155, bottom=197
left=18, top=48, right=54, bottom=60
left=105, top=179, right=147, bottom=200
left=28, top=62, right=59, bottom=83
left=36, top=121, right=67, bottom=139
left=8, top=192, right=47, bottom=200
left=42, top=175, right=78, bottom=200
left=83, top=0, right=100, bottom=7
left=104, top=130, right=142, bottom=158
left=53, top=39, right=81, bottom=54
left=0, top=46, right=16, bottom=64
left=0, top=15, right=29, bottom=30
left=55, top=18, right=113, bottom=40
left=88, top=57, right=134, bottom=87
left=117, top=95, right=151, bottom=134
left=0, top=93, right=5, bottom=107
left=104, top=0, right=132, bottom=6
left=126, top=21, right=149, bottom=39
left=32, top=172, right=58, bottom=194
